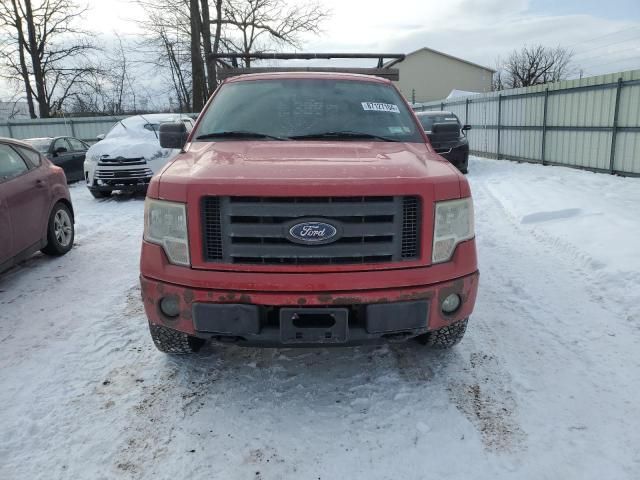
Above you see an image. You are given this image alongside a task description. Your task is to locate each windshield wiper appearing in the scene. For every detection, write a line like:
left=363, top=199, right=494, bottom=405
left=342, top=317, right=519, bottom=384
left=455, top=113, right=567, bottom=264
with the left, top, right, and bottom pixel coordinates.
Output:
left=289, top=131, right=400, bottom=142
left=139, top=114, right=158, bottom=139
left=196, top=130, right=288, bottom=141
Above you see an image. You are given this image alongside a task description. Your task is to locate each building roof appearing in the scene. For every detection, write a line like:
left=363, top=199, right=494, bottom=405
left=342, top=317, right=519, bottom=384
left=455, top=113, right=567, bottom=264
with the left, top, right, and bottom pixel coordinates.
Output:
left=384, top=47, right=495, bottom=73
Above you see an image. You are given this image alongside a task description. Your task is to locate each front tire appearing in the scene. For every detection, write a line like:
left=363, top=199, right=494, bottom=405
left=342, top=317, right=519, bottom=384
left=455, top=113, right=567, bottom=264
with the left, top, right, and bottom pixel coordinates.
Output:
left=149, top=323, right=205, bottom=354
left=417, top=318, right=468, bottom=349
left=41, top=202, right=74, bottom=256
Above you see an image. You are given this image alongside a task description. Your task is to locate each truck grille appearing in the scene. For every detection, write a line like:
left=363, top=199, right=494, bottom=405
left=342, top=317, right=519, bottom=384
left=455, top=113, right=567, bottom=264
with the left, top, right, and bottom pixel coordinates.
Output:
left=94, top=168, right=153, bottom=180
left=201, top=196, right=421, bottom=265
left=98, top=156, right=146, bottom=166
left=401, top=197, right=419, bottom=258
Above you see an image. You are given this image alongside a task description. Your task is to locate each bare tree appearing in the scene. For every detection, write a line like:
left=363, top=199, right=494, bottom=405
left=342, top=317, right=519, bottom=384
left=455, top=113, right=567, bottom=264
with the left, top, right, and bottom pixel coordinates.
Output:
left=189, top=0, right=206, bottom=111
left=0, top=0, right=98, bottom=117
left=135, top=5, right=190, bottom=111
left=494, top=45, right=574, bottom=90
left=219, top=0, right=328, bottom=67
left=0, top=2, right=36, bottom=117
left=153, top=24, right=193, bottom=112
left=137, top=0, right=200, bottom=111
left=137, top=0, right=224, bottom=111
left=110, top=34, right=137, bottom=114
left=136, top=0, right=328, bottom=111
left=202, top=0, right=222, bottom=90
left=0, top=91, right=31, bottom=119
left=490, top=57, right=503, bottom=91
left=68, top=34, right=140, bottom=115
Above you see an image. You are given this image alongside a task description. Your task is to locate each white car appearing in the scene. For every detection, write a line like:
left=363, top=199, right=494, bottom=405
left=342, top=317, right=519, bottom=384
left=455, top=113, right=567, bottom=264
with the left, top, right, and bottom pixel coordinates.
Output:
left=84, top=114, right=195, bottom=198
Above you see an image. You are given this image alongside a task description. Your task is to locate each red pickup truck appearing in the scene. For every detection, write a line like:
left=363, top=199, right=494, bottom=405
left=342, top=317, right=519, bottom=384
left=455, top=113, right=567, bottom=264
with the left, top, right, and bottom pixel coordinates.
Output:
left=140, top=72, right=478, bottom=354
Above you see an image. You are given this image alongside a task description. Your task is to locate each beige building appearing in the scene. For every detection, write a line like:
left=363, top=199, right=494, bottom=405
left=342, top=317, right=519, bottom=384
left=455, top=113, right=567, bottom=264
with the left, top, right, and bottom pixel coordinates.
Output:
left=385, top=47, right=495, bottom=103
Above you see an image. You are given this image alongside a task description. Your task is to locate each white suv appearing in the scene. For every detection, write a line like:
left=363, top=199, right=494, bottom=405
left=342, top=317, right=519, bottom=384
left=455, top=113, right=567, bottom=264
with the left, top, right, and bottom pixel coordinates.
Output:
left=84, top=114, right=194, bottom=198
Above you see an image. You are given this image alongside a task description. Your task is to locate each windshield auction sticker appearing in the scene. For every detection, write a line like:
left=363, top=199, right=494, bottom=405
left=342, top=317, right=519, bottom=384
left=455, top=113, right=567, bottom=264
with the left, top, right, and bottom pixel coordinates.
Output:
left=362, top=102, right=400, bottom=113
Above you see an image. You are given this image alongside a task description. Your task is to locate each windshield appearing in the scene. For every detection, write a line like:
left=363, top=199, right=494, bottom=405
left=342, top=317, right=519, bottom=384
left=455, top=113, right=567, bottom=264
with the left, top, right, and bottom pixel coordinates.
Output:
left=103, top=116, right=178, bottom=140
left=23, top=138, right=51, bottom=153
left=194, top=78, right=424, bottom=142
left=417, top=114, right=461, bottom=132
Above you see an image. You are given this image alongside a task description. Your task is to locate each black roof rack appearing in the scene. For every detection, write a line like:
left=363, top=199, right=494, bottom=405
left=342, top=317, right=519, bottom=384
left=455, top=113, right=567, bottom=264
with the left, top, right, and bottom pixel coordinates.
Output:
left=208, top=53, right=405, bottom=81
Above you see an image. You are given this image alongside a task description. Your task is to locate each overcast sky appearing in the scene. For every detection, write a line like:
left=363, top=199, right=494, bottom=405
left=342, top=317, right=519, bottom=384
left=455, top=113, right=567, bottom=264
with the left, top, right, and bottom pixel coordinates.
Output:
left=1, top=0, right=639, bottom=104
left=84, top=0, right=640, bottom=76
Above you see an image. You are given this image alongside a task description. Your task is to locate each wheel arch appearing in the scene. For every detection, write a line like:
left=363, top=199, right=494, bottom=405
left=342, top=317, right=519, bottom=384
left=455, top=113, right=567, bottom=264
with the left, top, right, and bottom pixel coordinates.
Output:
left=40, top=196, right=75, bottom=244
left=51, top=196, right=75, bottom=222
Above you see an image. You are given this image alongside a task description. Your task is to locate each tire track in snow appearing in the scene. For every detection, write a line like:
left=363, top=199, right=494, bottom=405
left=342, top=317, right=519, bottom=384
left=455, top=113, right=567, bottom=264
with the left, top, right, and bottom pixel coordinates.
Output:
left=467, top=160, right=640, bottom=476
left=475, top=161, right=640, bottom=338
left=390, top=340, right=526, bottom=453
left=5, top=165, right=640, bottom=479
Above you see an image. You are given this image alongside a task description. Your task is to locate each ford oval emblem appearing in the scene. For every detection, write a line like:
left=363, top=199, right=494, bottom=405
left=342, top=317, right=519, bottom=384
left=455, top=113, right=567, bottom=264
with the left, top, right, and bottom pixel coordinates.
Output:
left=287, top=220, right=339, bottom=245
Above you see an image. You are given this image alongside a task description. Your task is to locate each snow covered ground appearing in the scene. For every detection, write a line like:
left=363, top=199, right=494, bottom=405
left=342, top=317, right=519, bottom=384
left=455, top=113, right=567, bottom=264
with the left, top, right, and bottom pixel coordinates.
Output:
left=1, top=157, right=639, bottom=479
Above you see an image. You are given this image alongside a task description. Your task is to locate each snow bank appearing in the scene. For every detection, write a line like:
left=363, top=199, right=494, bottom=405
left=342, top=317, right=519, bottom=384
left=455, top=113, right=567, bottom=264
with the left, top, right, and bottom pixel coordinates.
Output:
left=446, top=89, right=481, bottom=99
left=1, top=158, right=639, bottom=479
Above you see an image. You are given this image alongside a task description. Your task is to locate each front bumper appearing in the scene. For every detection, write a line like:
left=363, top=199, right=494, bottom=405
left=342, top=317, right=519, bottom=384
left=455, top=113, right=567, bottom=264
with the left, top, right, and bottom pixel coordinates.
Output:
left=140, top=271, right=479, bottom=347
left=84, top=161, right=153, bottom=192
left=441, top=146, right=469, bottom=172
left=432, top=142, right=469, bottom=172
left=89, top=183, right=149, bottom=193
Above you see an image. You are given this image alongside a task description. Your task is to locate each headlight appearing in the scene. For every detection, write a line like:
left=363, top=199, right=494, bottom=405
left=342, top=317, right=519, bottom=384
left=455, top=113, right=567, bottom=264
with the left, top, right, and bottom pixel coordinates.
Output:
left=432, top=197, right=474, bottom=263
left=144, top=198, right=190, bottom=266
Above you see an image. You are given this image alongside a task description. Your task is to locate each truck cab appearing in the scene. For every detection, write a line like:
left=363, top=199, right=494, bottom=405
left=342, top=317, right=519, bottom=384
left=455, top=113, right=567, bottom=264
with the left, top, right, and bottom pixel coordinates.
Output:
left=140, top=71, right=478, bottom=354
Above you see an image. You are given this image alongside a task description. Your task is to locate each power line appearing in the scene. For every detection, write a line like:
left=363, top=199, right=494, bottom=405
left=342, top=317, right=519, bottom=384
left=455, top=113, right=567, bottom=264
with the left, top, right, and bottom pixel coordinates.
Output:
left=576, top=44, right=640, bottom=65
left=573, top=39, right=640, bottom=64
left=565, top=25, right=640, bottom=49
left=573, top=35, right=640, bottom=58
left=579, top=55, right=640, bottom=72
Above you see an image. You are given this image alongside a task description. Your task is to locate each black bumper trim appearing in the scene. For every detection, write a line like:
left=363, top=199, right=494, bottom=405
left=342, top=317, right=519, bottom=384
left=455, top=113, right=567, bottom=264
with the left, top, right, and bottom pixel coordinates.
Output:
left=365, top=300, right=428, bottom=333
left=192, top=300, right=429, bottom=346
left=193, top=303, right=260, bottom=335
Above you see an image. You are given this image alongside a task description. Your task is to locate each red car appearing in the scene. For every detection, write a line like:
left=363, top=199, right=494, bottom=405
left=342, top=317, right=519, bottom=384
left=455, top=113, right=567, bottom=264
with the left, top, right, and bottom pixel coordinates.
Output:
left=0, top=138, right=75, bottom=273
left=140, top=72, right=478, bottom=354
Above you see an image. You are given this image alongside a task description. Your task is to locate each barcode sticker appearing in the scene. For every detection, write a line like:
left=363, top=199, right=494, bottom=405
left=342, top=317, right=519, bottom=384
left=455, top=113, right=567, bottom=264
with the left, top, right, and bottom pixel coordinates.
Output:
left=361, top=102, right=400, bottom=113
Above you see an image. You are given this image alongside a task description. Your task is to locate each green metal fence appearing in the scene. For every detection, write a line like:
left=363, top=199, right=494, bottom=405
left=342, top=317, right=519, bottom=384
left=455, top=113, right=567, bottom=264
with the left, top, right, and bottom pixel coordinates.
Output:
left=414, top=69, right=640, bottom=176
left=0, top=113, right=199, bottom=144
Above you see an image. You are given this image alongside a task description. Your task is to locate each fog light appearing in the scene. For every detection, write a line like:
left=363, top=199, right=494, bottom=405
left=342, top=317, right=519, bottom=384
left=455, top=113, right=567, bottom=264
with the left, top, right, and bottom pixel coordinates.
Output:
left=441, top=293, right=461, bottom=314
left=159, top=296, right=180, bottom=318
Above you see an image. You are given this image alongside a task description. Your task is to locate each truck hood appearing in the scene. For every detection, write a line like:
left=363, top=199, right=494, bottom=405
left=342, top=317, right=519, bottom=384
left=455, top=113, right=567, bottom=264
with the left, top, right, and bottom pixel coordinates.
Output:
left=160, top=141, right=458, bottom=190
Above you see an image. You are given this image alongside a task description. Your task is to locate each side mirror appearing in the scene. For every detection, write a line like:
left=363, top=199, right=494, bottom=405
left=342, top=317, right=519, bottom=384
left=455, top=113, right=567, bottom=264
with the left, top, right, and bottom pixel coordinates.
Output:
left=96, top=133, right=105, bottom=141
left=462, top=124, right=472, bottom=131
left=54, top=146, right=68, bottom=155
left=159, top=122, right=188, bottom=150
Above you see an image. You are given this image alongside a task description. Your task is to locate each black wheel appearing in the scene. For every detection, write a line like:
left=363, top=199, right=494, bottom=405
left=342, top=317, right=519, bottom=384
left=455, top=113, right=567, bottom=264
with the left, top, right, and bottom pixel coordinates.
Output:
left=41, top=202, right=74, bottom=256
left=417, top=318, right=468, bottom=349
left=90, top=189, right=111, bottom=199
left=148, top=323, right=205, bottom=354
